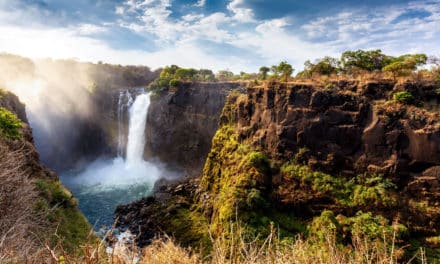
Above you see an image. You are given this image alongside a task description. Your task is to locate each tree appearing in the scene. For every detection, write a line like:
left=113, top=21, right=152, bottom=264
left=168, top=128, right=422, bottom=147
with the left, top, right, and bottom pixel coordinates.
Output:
left=258, top=66, right=270, bottom=80
left=302, top=57, right=339, bottom=76
left=340, top=49, right=391, bottom=73
left=276, top=61, right=294, bottom=82
left=216, top=70, right=234, bottom=81
left=382, top=54, right=427, bottom=80
left=197, top=69, right=215, bottom=81
left=175, top=68, right=197, bottom=81
left=270, top=65, right=280, bottom=77
left=160, top=65, right=180, bottom=79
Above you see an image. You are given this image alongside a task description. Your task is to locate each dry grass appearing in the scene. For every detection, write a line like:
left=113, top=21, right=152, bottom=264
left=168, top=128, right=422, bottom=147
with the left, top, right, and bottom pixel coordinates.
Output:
left=0, top=139, right=49, bottom=263
left=79, top=222, right=427, bottom=264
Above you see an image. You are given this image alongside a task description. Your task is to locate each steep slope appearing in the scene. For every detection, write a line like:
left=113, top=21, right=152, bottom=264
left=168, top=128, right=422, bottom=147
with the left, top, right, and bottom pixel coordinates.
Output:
left=0, top=89, right=91, bottom=261
left=145, top=82, right=245, bottom=174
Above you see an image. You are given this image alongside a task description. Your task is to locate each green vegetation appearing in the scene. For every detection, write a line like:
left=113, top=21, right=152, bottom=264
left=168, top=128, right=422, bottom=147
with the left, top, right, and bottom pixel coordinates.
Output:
left=275, top=61, right=294, bottom=82
left=0, top=107, right=22, bottom=139
left=281, top=163, right=397, bottom=208
left=393, top=91, right=414, bottom=104
left=247, top=151, right=270, bottom=173
left=0, top=87, right=6, bottom=98
left=340, top=49, right=391, bottom=72
left=258, top=66, right=270, bottom=80
left=295, top=49, right=430, bottom=81
left=148, top=65, right=216, bottom=93
left=35, top=179, right=92, bottom=253
left=169, top=78, right=182, bottom=87
left=383, top=54, right=428, bottom=80
left=298, top=56, right=339, bottom=77
left=149, top=50, right=430, bottom=93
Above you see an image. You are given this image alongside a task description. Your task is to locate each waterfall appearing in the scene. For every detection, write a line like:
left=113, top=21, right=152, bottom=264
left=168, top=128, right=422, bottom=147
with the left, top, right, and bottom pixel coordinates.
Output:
left=117, top=91, right=133, bottom=157
left=61, top=91, right=179, bottom=229
left=126, top=93, right=150, bottom=166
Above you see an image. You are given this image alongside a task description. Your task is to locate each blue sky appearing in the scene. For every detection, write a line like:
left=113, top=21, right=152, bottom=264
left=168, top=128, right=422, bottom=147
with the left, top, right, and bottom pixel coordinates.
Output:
left=0, top=0, right=439, bottom=72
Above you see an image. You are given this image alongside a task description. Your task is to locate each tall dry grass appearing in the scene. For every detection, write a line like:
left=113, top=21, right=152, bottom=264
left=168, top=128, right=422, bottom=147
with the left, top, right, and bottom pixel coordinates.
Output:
left=82, top=220, right=427, bottom=264
left=0, top=140, right=49, bottom=263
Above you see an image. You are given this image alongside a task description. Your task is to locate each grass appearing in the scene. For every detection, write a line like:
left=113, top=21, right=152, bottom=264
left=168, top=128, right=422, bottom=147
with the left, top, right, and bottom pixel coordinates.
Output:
left=1, top=219, right=430, bottom=264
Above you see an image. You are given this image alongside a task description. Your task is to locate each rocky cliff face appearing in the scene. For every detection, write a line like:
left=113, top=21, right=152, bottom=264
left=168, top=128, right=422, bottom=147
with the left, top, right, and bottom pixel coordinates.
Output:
left=0, top=90, right=55, bottom=179
left=232, top=81, right=440, bottom=183
left=145, top=82, right=245, bottom=174
left=116, top=80, right=440, bottom=260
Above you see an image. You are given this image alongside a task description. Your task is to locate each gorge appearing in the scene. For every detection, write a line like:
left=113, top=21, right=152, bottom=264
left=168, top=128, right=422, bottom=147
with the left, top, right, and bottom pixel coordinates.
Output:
left=1, top=54, right=440, bottom=263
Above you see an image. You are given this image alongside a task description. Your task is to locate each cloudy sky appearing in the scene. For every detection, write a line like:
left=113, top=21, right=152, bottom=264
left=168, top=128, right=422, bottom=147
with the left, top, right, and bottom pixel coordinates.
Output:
left=0, top=0, right=439, bottom=72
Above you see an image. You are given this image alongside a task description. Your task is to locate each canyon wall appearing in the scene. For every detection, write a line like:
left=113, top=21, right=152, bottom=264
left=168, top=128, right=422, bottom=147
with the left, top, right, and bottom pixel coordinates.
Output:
left=145, top=82, right=246, bottom=174
left=117, top=80, right=440, bottom=260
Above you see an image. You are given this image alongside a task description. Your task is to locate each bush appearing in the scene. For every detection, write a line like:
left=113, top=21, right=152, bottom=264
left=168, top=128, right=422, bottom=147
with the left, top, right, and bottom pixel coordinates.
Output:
left=393, top=91, right=413, bottom=104
left=0, top=107, right=22, bottom=139
left=169, top=79, right=182, bottom=87
left=247, top=151, right=269, bottom=173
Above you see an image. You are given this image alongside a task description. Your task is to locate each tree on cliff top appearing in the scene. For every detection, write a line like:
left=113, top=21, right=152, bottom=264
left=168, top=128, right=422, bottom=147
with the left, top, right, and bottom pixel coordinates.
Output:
left=298, top=57, right=339, bottom=78
left=175, top=68, right=198, bottom=81
left=275, top=61, right=294, bottom=82
left=340, top=49, right=391, bottom=73
left=216, top=70, right=234, bottom=81
left=259, top=66, right=270, bottom=80
left=382, top=54, right=427, bottom=80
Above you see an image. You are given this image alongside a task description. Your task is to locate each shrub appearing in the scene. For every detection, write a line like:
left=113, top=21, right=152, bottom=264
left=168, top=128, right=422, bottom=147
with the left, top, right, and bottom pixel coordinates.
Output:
left=169, top=79, right=182, bottom=87
left=247, top=151, right=269, bottom=173
left=0, top=107, right=22, bottom=139
left=35, top=179, right=76, bottom=208
left=393, top=91, right=413, bottom=104
left=309, top=210, right=340, bottom=241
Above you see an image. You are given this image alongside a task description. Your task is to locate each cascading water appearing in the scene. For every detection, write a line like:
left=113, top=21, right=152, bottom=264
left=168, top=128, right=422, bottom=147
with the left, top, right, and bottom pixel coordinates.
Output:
left=61, top=91, right=164, bottom=229
left=117, top=91, right=133, bottom=157
left=126, top=93, right=150, bottom=166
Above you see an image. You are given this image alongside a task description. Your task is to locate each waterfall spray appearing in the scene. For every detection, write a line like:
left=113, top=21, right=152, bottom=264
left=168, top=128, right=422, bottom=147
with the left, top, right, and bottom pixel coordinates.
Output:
left=61, top=91, right=165, bottom=228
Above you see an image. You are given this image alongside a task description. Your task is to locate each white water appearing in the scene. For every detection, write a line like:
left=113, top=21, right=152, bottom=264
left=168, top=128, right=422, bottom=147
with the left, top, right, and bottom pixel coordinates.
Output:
left=117, top=91, right=133, bottom=157
left=61, top=91, right=166, bottom=228
left=126, top=93, right=150, bottom=166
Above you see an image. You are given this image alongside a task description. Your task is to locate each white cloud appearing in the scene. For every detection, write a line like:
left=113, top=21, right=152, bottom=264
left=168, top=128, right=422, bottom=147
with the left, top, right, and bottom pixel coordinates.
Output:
left=0, top=23, right=252, bottom=72
left=231, top=18, right=334, bottom=70
left=115, top=6, right=125, bottom=15
left=300, top=0, right=440, bottom=56
left=75, top=24, right=108, bottom=35
left=227, top=0, right=254, bottom=22
left=0, top=0, right=439, bottom=74
left=194, top=0, right=206, bottom=7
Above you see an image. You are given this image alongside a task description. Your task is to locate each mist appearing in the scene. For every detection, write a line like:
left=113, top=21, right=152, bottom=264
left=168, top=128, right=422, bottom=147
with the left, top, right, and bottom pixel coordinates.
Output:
left=0, top=53, right=159, bottom=170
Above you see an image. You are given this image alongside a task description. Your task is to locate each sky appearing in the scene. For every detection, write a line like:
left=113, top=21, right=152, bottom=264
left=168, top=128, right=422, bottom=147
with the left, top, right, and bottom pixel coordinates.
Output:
left=0, top=0, right=439, bottom=72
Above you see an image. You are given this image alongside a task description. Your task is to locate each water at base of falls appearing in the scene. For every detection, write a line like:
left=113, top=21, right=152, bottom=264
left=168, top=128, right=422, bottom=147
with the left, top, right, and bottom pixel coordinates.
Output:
left=61, top=91, right=167, bottom=230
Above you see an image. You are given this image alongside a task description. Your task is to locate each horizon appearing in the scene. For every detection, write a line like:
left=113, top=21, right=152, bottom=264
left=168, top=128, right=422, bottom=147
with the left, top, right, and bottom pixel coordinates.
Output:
left=0, top=0, right=439, bottom=73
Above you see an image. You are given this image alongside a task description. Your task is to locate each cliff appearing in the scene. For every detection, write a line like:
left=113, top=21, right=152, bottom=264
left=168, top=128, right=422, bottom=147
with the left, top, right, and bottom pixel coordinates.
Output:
left=231, top=81, right=440, bottom=181
left=0, top=90, right=91, bottom=260
left=116, top=80, right=440, bottom=261
left=145, top=82, right=246, bottom=174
